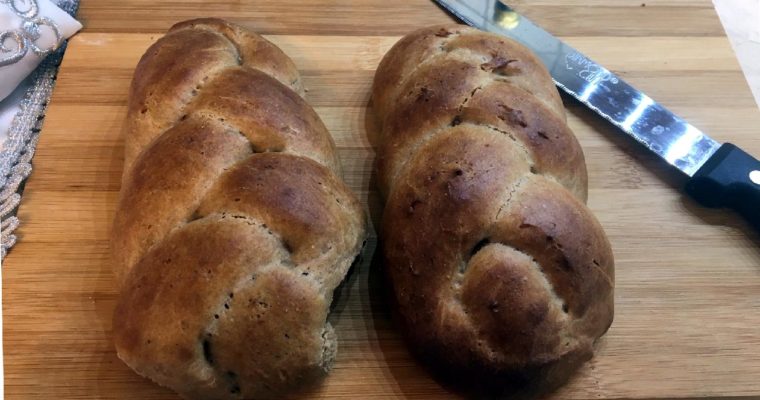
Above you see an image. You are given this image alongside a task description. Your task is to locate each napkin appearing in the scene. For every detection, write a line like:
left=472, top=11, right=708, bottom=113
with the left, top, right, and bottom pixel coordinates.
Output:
left=0, top=0, right=82, bottom=101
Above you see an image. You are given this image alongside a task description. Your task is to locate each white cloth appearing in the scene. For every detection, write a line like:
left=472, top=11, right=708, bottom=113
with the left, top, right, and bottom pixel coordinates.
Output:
left=0, top=80, right=28, bottom=130
left=0, top=0, right=81, bottom=152
left=0, top=74, right=31, bottom=148
left=0, top=0, right=82, bottom=101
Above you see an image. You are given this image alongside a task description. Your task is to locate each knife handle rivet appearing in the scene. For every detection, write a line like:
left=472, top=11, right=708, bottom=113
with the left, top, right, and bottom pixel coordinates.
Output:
left=750, top=170, right=760, bottom=185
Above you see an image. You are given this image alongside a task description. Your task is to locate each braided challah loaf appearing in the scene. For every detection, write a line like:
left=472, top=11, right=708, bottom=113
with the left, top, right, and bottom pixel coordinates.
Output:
left=372, top=25, right=614, bottom=391
left=111, top=19, right=367, bottom=399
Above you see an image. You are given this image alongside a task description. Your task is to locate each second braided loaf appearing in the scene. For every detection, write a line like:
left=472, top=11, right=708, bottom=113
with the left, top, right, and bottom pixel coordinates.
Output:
left=372, top=24, right=614, bottom=391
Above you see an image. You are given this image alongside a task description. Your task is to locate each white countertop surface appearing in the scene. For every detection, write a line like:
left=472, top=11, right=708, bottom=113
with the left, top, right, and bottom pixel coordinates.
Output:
left=714, top=0, right=760, bottom=108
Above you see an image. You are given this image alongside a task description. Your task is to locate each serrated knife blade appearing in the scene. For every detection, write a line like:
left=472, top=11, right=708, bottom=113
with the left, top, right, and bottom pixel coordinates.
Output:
left=433, top=0, right=760, bottom=231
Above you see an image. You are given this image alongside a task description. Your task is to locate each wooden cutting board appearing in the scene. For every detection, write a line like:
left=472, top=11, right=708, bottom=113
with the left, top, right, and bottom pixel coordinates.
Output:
left=5, top=1, right=760, bottom=398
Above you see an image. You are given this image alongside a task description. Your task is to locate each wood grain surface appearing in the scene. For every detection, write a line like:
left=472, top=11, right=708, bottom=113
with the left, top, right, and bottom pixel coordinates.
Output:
left=4, top=0, right=760, bottom=399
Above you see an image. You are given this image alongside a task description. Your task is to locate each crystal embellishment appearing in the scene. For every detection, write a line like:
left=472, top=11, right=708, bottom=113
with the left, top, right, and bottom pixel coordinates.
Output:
left=0, top=0, right=63, bottom=67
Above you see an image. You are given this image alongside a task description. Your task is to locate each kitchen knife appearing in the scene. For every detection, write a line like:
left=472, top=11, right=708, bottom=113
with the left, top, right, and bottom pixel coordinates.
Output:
left=433, top=0, right=760, bottom=231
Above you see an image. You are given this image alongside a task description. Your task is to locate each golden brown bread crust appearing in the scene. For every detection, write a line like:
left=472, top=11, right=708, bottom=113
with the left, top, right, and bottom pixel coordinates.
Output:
left=111, top=18, right=367, bottom=399
left=372, top=25, right=614, bottom=393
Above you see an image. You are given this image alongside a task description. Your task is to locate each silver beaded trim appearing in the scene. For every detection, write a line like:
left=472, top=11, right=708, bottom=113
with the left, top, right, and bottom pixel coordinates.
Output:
left=0, top=0, right=80, bottom=259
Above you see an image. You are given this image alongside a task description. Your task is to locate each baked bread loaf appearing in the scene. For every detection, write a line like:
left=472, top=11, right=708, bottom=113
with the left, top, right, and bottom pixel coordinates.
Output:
left=372, top=25, right=614, bottom=392
left=111, top=18, right=367, bottom=399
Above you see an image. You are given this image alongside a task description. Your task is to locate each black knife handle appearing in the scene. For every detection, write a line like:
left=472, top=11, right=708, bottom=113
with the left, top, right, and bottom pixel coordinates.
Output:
left=685, top=143, right=760, bottom=231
